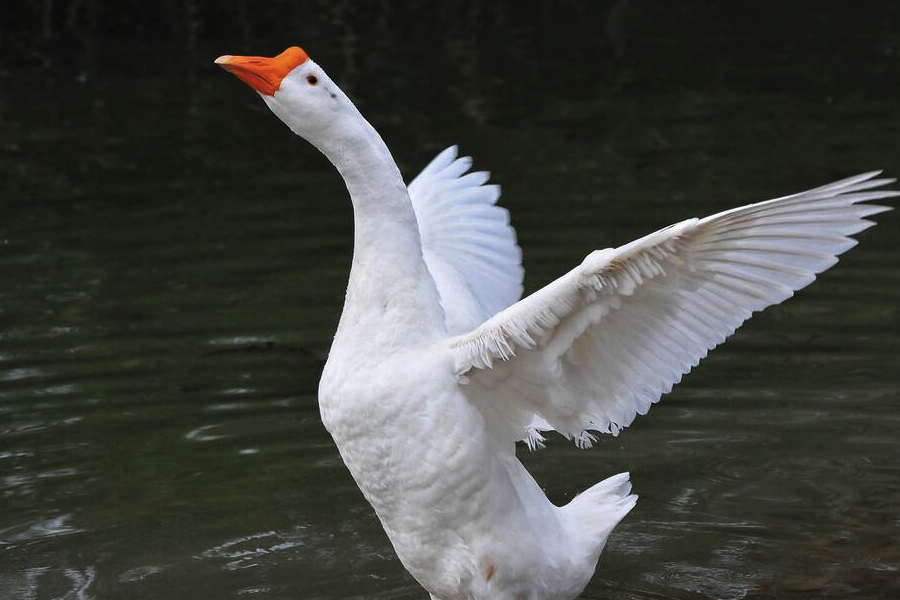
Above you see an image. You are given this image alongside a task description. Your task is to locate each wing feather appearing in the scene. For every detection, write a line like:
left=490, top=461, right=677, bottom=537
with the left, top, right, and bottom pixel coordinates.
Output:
left=448, top=172, right=897, bottom=445
left=409, top=146, right=524, bottom=335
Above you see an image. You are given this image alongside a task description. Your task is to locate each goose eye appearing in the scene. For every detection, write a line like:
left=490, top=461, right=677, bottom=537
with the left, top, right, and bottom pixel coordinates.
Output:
left=306, top=74, right=319, bottom=86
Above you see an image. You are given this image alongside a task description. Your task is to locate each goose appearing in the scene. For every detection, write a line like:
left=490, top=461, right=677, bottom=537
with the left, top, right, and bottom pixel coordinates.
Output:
left=215, top=46, right=896, bottom=600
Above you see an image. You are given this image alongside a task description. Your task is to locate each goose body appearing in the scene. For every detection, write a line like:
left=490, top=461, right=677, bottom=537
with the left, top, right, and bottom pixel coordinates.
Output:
left=216, top=47, right=896, bottom=600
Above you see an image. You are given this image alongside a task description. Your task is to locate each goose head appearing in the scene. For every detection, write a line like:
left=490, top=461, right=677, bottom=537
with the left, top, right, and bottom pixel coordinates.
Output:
left=215, top=46, right=354, bottom=143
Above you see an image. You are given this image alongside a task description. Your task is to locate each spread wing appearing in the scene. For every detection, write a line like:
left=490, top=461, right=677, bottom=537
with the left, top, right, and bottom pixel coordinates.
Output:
left=409, top=146, right=524, bottom=335
left=448, top=172, right=897, bottom=448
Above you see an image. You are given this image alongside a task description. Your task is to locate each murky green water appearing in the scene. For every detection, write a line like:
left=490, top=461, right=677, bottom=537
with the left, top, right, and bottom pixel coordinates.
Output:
left=2, top=3, right=900, bottom=599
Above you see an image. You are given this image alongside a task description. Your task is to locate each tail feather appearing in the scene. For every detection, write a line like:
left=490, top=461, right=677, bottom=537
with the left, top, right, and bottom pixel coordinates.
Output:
left=562, top=472, right=637, bottom=557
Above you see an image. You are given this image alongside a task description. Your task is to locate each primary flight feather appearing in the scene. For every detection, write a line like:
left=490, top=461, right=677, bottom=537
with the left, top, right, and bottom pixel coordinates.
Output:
left=216, top=46, right=896, bottom=600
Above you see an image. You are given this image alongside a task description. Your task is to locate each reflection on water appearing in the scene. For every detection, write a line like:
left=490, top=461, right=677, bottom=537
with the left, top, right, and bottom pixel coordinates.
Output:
left=2, top=2, right=900, bottom=599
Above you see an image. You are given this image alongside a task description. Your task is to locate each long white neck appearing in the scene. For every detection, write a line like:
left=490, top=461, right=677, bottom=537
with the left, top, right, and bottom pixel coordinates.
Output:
left=307, top=104, right=445, bottom=348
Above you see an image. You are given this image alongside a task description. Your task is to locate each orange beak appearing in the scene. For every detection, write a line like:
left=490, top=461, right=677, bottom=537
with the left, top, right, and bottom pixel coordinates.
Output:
left=215, top=46, right=309, bottom=96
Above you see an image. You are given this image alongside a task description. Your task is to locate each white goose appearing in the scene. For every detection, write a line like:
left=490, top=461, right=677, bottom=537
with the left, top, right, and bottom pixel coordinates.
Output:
left=216, top=47, right=896, bottom=600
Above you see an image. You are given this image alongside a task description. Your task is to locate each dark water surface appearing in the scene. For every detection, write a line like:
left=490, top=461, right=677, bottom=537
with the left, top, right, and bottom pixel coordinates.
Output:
left=2, top=2, right=900, bottom=599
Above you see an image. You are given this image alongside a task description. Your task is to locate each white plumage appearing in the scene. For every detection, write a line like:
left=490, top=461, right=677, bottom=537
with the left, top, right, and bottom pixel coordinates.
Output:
left=216, top=47, right=897, bottom=600
left=409, top=145, right=524, bottom=335
left=450, top=172, right=895, bottom=446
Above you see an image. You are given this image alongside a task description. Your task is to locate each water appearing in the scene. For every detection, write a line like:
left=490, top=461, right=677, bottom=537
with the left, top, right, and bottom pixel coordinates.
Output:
left=2, top=2, right=900, bottom=598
